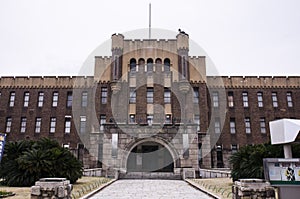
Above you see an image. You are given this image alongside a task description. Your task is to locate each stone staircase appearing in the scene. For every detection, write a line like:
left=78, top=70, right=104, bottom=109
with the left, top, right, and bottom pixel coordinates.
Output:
left=119, top=172, right=181, bottom=180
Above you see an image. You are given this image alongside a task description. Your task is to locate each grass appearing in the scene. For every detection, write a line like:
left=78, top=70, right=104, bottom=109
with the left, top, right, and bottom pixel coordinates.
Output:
left=0, top=177, right=112, bottom=199
left=187, top=178, right=233, bottom=199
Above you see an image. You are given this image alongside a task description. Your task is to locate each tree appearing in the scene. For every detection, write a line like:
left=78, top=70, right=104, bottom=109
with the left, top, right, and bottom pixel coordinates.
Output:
left=229, top=143, right=283, bottom=181
left=0, top=138, right=83, bottom=187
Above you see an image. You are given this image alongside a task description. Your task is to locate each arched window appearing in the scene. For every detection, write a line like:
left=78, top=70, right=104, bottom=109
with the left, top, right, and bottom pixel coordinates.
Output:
left=164, top=58, right=170, bottom=72
left=155, top=58, right=162, bottom=72
left=147, top=58, right=153, bottom=72
left=130, top=58, right=136, bottom=72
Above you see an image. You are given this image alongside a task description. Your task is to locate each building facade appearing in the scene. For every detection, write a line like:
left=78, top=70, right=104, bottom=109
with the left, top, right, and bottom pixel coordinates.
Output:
left=0, top=31, right=299, bottom=177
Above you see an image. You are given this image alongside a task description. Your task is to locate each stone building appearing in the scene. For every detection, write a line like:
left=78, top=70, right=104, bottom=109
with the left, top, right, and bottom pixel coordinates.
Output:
left=0, top=31, right=299, bottom=178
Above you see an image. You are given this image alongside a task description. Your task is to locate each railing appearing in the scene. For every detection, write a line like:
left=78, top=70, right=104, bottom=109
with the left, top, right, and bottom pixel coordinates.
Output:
left=83, top=168, right=102, bottom=177
left=199, top=168, right=231, bottom=178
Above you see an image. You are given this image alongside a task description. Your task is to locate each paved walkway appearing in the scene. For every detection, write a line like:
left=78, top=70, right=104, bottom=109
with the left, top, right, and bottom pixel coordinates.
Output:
left=90, top=179, right=213, bottom=199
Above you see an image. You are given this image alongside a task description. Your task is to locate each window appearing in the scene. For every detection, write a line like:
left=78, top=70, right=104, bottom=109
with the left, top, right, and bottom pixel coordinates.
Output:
left=165, top=114, right=172, bottom=124
left=9, top=92, right=15, bottom=107
left=129, top=88, right=136, bottom=104
left=272, top=92, right=278, bottom=107
left=35, top=117, right=42, bottom=133
left=80, top=116, right=86, bottom=134
left=231, top=144, right=238, bottom=154
left=287, top=92, right=293, bottom=107
left=242, top=92, right=249, bottom=107
left=23, top=92, right=30, bottom=107
left=147, top=88, right=154, bottom=103
left=52, top=92, right=59, bottom=107
left=38, top=92, right=44, bottom=107
left=147, top=58, right=153, bottom=72
left=257, top=92, right=263, bottom=107
left=129, top=114, right=135, bottom=124
left=214, top=118, right=221, bottom=134
left=147, top=114, right=153, bottom=126
left=65, top=117, right=71, bottom=134
left=212, top=92, right=219, bottom=108
left=228, top=92, right=234, bottom=107
left=194, top=114, right=200, bottom=131
left=245, top=117, right=251, bottom=134
left=260, top=118, right=266, bottom=133
left=5, top=117, right=12, bottom=133
left=81, top=91, right=88, bottom=107
left=50, top=117, right=56, bottom=133
left=20, top=117, right=27, bottom=133
left=216, top=145, right=224, bottom=168
left=230, top=118, right=236, bottom=134
left=164, top=88, right=171, bottom=104
left=164, top=58, right=170, bottom=72
left=193, top=87, right=199, bottom=103
left=100, top=115, right=106, bottom=131
left=67, top=92, right=73, bottom=107
left=130, top=58, right=137, bottom=73
left=101, top=87, right=108, bottom=104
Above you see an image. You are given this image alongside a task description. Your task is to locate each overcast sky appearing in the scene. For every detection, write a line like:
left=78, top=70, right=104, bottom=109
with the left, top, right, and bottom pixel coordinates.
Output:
left=0, top=0, right=300, bottom=76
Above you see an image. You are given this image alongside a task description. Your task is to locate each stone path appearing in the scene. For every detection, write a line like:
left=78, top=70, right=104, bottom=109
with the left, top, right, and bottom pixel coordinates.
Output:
left=90, top=179, right=213, bottom=199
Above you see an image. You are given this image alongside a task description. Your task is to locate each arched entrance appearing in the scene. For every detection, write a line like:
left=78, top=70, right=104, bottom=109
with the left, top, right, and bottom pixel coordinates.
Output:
left=126, top=141, right=175, bottom=172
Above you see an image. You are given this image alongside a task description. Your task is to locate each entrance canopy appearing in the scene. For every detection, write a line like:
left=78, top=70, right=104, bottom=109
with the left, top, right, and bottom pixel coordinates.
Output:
left=269, top=119, right=300, bottom=144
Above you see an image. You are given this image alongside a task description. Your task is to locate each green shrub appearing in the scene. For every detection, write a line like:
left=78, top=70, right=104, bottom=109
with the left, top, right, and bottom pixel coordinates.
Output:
left=0, top=138, right=83, bottom=186
left=229, top=143, right=300, bottom=181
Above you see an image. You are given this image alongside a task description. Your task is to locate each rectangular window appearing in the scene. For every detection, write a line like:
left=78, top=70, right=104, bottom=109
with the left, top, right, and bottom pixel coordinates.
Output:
left=100, top=115, right=106, bottom=131
left=52, top=92, right=59, bottom=107
left=80, top=116, right=86, bottom=134
left=38, top=92, right=44, bottom=107
left=242, top=92, right=249, bottom=107
left=65, top=116, right=71, bottom=134
left=228, top=92, right=234, bottom=107
left=231, top=144, right=238, bottom=154
left=245, top=117, right=251, bottom=134
left=9, top=92, right=15, bottom=107
left=129, top=114, right=135, bottom=124
left=101, top=87, right=108, bottom=104
left=194, top=114, right=200, bottom=131
left=193, top=87, right=199, bottom=103
left=20, top=117, right=27, bottom=133
left=147, top=114, right=153, bottom=126
left=5, top=117, right=12, bottom=133
left=287, top=92, right=293, bottom=107
left=50, top=117, right=56, bottom=133
left=81, top=91, right=88, bottom=107
left=23, top=92, right=30, bottom=107
left=165, top=114, right=172, bottom=124
left=230, top=118, right=236, bottom=134
left=260, top=117, right=266, bottom=133
left=35, top=117, right=42, bottom=133
left=147, top=88, right=154, bottom=104
left=129, top=88, right=136, bottom=104
left=67, top=92, right=73, bottom=107
left=183, top=133, right=189, bottom=158
left=212, top=91, right=219, bottom=108
left=272, top=92, right=278, bottom=107
left=214, top=118, right=221, bottom=134
left=257, top=92, right=263, bottom=107
left=164, top=88, right=171, bottom=104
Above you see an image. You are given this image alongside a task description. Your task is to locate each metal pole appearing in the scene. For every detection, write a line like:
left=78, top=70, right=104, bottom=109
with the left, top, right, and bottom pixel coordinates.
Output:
left=283, top=144, right=292, bottom=158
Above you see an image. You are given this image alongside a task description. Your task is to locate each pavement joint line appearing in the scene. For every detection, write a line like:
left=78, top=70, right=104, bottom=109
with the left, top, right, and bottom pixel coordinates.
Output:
left=185, top=179, right=221, bottom=199
left=79, top=179, right=117, bottom=199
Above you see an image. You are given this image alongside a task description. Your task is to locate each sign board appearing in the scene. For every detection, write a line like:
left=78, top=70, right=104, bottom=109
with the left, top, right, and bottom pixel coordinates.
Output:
left=264, top=158, right=300, bottom=185
left=0, top=133, right=7, bottom=161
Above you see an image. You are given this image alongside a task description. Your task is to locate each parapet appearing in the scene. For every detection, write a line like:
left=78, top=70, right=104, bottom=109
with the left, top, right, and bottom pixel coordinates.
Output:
left=0, top=76, right=95, bottom=89
left=207, top=76, right=300, bottom=88
left=176, top=32, right=189, bottom=50
left=111, top=33, right=124, bottom=50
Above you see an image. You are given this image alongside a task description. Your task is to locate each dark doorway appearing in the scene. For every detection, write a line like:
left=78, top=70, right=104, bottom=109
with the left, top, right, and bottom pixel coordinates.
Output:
left=127, top=142, right=174, bottom=172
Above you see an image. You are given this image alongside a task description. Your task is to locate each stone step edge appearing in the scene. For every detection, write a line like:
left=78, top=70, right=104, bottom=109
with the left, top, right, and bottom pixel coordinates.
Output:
left=185, top=179, right=221, bottom=199
left=79, top=179, right=117, bottom=199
